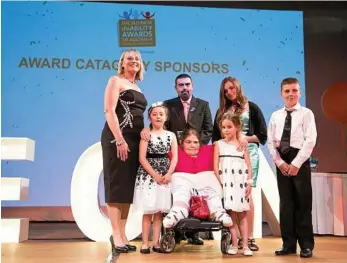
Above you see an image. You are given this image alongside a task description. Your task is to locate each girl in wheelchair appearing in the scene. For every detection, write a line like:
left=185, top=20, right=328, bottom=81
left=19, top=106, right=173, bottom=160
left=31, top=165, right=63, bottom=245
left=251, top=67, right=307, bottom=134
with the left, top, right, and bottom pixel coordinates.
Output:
left=163, top=128, right=232, bottom=229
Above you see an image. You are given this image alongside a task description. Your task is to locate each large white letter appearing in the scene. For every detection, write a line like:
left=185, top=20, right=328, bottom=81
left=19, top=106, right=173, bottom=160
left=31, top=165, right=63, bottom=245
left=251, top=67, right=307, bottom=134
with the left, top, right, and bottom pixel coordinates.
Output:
left=71, top=143, right=280, bottom=241
left=253, top=149, right=281, bottom=238
left=70, top=142, right=142, bottom=242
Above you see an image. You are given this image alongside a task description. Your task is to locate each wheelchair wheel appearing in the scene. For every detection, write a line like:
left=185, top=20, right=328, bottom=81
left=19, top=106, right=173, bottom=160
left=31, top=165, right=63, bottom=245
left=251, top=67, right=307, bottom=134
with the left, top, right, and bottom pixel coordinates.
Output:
left=160, top=230, right=176, bottom=253
left=220, top=231, right=231, bottom=254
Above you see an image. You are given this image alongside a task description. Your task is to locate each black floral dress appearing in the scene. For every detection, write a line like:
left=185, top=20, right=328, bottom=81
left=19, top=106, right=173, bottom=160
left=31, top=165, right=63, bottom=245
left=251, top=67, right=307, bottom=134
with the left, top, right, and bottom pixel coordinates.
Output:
left=133, top=131, right=173, bottom=214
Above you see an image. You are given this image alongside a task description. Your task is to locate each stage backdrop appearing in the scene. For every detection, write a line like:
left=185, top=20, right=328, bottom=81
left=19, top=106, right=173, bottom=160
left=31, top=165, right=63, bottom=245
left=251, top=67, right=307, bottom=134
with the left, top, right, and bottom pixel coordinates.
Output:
left=1, top=1, right=305, bottom=208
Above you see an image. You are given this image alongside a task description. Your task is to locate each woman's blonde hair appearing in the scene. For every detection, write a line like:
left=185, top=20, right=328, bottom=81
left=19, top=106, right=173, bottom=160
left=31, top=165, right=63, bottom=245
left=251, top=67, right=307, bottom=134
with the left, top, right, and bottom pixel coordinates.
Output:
left=117, top=49, right=145, bottom=81
left=217, top=77, right=248, bottom=123
left=219, top=111, right=243, bottom=140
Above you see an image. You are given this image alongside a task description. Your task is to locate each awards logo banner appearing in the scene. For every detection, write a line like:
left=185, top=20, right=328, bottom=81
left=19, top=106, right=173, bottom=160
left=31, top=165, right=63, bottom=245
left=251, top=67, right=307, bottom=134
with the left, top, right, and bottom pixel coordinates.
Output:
left=118, top=9, right=156, bottom=47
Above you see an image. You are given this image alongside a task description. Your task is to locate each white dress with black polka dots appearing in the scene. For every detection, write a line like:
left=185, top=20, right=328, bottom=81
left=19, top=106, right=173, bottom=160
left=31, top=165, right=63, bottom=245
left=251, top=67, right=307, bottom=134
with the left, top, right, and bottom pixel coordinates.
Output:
left=217, top=140, right=250, bottom=212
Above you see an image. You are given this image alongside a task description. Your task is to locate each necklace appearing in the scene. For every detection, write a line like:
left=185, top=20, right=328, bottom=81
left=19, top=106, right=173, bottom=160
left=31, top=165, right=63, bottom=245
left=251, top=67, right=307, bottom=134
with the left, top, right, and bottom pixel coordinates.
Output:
left=123, top=75, right=135, bottom=84
left=126, top=78, right=135, bottom=84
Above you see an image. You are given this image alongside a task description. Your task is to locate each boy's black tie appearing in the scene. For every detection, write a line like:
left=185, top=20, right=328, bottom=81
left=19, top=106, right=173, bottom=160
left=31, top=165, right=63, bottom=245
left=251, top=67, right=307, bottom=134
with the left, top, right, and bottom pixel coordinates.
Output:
left=279, top=110, right=293, bottom=154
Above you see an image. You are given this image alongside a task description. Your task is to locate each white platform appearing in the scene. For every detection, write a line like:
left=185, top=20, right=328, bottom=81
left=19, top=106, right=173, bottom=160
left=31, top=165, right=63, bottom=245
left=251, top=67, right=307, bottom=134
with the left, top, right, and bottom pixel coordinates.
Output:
left=0, top=219, right=30, bottom=243
left=1, top=137, right=34, bottom=243
left=1, top=137, right=35, bottom=161
left=312, top=172, right=347, bottom=236
left=1, top=178, right=29, bottom=201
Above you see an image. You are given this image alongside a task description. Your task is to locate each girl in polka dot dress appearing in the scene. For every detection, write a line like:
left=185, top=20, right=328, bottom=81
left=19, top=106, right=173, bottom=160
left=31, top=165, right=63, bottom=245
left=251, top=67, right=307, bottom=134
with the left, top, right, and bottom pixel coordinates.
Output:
left=214, top=112, right=253, bottom=256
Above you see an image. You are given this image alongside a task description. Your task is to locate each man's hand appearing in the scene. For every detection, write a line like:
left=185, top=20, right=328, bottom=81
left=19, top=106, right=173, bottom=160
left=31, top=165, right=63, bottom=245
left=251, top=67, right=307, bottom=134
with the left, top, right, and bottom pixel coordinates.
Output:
left=288, top=164, right=299, bottom=176
left=279, top=162, right=290, bottom=176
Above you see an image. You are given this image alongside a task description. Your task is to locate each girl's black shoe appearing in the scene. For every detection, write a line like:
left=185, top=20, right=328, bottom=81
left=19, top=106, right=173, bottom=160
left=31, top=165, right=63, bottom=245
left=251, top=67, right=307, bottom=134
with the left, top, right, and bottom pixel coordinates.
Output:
left=140, top=247, right=150, bottom=254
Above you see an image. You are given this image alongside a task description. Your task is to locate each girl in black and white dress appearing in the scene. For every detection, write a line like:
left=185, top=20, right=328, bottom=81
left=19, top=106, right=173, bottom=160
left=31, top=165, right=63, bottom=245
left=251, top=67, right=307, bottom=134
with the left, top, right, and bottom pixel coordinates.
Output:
left=133, top=102, right=178, bottom=254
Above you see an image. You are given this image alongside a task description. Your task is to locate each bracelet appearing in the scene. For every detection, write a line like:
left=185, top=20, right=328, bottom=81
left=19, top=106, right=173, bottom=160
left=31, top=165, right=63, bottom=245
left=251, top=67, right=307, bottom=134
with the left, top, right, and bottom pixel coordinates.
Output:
left=116, top=139, right=125, bottom=146
left=110, top=138, right=125, bottom=146
left=246, top=179, right=253, bottom=185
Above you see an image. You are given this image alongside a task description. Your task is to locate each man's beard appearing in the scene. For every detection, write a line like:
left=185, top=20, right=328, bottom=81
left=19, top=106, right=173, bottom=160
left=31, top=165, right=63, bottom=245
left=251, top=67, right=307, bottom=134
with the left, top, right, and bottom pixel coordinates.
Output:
left=180, top=91, right=190, bottom=101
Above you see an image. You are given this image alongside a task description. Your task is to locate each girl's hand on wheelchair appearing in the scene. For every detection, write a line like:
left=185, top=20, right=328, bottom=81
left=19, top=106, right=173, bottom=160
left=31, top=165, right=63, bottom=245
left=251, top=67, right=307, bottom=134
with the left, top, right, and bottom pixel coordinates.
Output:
left=245, top=184, right=252, bottom=197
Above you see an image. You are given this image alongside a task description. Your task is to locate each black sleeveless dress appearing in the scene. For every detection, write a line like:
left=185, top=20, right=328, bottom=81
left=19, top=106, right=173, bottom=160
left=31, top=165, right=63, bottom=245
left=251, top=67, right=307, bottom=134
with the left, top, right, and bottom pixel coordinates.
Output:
left=101, top=89, right=147, bottom=203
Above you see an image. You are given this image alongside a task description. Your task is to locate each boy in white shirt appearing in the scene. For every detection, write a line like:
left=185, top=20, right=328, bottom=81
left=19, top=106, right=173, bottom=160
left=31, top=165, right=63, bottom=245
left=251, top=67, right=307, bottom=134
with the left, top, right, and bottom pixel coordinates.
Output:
left=267, top=77, right=317, bottom=258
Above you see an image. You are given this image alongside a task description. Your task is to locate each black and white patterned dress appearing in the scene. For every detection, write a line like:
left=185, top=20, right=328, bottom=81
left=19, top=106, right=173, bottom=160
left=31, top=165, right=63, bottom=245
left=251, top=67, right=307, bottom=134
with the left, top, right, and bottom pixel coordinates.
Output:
left=133, top=131, right=173, bottom=214
left=217, top=140, right=250, bottom=212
